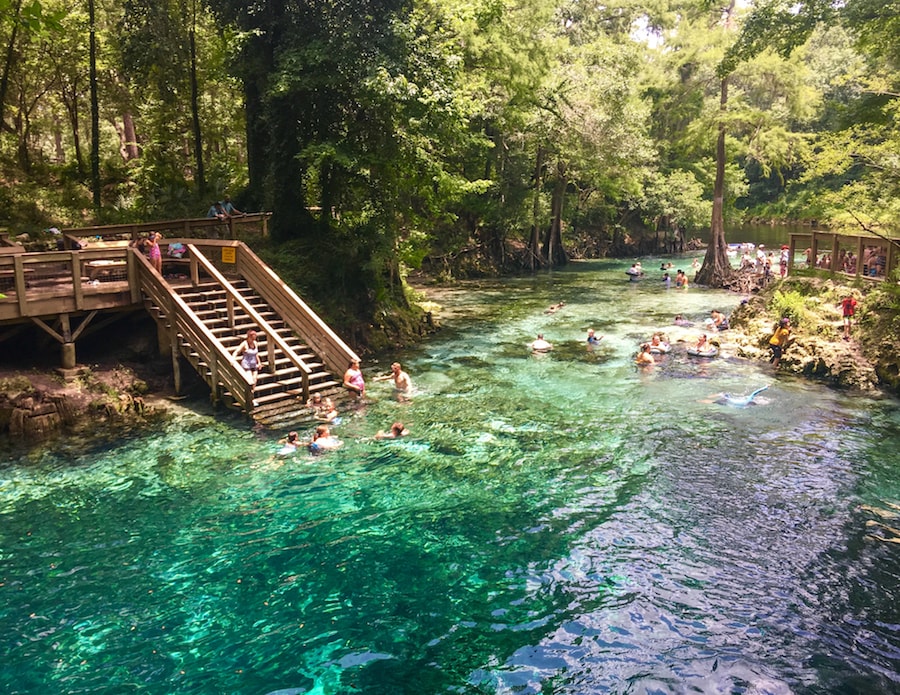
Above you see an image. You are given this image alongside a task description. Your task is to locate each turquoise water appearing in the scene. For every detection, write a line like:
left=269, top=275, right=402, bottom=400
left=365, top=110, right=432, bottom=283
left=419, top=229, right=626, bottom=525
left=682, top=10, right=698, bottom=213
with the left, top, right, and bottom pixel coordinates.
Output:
left=2, top=255, right=900, bottom=694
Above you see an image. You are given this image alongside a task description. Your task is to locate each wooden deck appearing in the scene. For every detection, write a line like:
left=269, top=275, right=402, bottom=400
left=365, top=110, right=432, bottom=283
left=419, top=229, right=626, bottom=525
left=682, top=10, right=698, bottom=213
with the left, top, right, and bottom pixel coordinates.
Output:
left=0, top=230, right=358, bottom=423
left=788, top=230, right=899, bottom=280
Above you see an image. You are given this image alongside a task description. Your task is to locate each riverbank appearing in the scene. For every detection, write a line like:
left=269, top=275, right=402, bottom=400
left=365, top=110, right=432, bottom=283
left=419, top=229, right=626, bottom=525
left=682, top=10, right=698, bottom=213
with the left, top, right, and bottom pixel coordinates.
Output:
left=0, top=359, right=176, bottom=443
left=709, top=276, right=898, bottom=393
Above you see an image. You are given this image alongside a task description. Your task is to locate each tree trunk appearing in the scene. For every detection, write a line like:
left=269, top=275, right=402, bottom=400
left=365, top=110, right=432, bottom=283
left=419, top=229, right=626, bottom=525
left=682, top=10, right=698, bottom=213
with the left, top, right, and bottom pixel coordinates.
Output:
left=89, top=0, right=101, bottom=211
left=543, top=159, right=568, bottom=267
left=122, top=113, right=138, bottom=160
left=695, top=76, right=733, bottom=287
left=189, top=0, right=205, bottom=197
left=528, top=145, right=545, bottom=271
left=0, top=0, right=23, bottom=131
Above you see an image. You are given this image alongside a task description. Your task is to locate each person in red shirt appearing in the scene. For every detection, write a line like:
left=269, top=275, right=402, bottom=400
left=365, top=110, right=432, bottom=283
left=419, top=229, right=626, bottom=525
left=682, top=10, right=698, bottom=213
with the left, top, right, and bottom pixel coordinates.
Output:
left=839, top=295, right=858, bottom=340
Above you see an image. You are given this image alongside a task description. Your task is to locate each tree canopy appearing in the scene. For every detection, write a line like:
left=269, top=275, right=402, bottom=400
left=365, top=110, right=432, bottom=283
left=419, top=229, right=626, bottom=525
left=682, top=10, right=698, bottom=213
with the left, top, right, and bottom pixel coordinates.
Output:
left=0, top=0, right=898, bottom=335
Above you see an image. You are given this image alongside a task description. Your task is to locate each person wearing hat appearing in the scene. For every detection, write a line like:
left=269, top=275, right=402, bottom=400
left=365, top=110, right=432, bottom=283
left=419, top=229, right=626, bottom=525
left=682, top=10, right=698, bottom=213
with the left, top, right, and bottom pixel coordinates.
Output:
left=768, top=317, right=792, bottom=368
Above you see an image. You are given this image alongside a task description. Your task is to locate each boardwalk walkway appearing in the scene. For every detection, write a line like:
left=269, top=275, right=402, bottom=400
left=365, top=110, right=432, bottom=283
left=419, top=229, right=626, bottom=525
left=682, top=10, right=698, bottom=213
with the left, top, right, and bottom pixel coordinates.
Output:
left=0, top=218, right=357, bottom=425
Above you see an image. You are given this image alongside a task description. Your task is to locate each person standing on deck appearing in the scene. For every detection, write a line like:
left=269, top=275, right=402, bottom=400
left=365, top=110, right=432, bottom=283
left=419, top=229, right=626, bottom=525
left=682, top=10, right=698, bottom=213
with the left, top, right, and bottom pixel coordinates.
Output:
left=146, top=232, right=162, bottom=273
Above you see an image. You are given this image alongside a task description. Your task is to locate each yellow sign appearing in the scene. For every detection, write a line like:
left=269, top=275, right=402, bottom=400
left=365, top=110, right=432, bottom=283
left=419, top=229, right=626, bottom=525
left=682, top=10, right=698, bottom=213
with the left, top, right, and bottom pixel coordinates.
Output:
left=221, top=247, right=236, bottom=264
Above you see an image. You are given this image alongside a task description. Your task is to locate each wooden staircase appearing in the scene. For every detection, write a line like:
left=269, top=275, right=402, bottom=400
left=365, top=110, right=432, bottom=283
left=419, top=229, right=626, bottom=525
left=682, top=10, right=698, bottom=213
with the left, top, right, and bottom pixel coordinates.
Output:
left=174, top=280, right=340, bottom=422
left=133, top=240, right=358, bottom=426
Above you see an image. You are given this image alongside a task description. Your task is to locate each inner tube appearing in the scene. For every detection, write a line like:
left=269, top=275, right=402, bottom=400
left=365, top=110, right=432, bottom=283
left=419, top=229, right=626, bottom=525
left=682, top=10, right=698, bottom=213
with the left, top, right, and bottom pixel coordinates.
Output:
left=722, top=385, right=769, bottom=407
left=649, top=343, right=671, bottom=354
left=687, top=346, right=719, bottom=358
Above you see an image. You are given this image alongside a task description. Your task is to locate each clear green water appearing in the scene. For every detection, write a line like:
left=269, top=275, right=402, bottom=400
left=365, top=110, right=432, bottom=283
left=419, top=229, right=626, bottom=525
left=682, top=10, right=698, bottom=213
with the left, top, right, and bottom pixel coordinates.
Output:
left=2, top=256, right=900, bottom=695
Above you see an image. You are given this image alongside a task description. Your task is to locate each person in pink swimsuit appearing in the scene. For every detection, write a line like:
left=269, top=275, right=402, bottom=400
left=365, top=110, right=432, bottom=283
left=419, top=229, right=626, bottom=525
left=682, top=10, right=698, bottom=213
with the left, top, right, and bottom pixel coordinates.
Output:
left=147, top=232, right=162, bottom=273
left=343, top=358, right=365, bottom=398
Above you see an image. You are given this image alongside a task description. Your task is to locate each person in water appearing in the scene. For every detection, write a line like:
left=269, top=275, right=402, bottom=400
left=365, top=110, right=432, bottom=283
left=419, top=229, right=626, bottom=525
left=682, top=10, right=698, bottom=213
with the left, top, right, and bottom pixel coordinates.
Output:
left=675, top=269, right=688, bottom=289
left=307, top=393, right=338, bottom=421
left=375, top=422, right=410, bottom=440
left=233, top=328, right=263, bottom=406
left=531, top=334, right=553, bottom=352
left=710, top=309, right=729, bottom=330
left=649, top=332, right=669, bottom=352
left=636, top=343, right=655, bottom=365
left=586, top=329, right=602, bottom=346
left=343, top=358, right=366, bottom=398
left=695, top=333, right=711, bottom=351
left=545, top=301, right=566, bottom=314
left=277, top=431, right=300, bottom=454
left=375, top=362, right=412, bottom=393
left=308, top=424, right=342, bottom=453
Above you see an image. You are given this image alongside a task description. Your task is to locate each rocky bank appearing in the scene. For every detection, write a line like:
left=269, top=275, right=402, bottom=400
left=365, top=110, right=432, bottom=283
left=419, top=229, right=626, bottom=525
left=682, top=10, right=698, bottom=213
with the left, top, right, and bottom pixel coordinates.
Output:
left=717, top=276, right=899, bottom=393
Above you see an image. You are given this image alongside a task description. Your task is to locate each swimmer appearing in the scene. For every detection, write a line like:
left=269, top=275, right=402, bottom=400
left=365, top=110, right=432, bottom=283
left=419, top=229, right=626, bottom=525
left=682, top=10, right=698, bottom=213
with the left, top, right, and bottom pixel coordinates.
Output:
left=586, top=329, right=602, bottom=346
left=711, top=309, right=730, bottom=330
left=648, top=332, right=670, bottom=353
left=308, top=424, right=342, bottom=453
left=306, top=393, right=338, bottom=421
left=275, top=431, right=300, bottom=457
left=374, top=362, right=412, bottom=393
left=531, top=333, right=553, bottom=352
left=375, top=421, right=410, bottom=440
left=545, top=301, right=566, bottom=314
left=636, top=343, right=655, bottom=366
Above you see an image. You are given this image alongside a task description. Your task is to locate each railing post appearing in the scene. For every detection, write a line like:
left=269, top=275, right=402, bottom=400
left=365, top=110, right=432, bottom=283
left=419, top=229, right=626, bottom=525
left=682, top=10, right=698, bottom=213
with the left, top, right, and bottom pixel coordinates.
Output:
left=72, top=253, right=84, bottom=309
left=266, top=333, right=276, bottom=374
left=210, top=354, right=220, bottom=404
left=856, top=236, right=864, bottom=278
left=128, top=250, right=142, bottom=303
left=14, top=255, right=27, bottom=314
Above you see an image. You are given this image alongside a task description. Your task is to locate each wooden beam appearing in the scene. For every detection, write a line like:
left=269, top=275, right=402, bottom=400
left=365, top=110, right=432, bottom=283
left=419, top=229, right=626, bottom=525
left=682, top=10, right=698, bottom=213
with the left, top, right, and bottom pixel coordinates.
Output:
left=60, top=313, right=72, bottom=342
left=31, top=317, right=64, bottom=343
left=71, top=310, right=98, bottom=341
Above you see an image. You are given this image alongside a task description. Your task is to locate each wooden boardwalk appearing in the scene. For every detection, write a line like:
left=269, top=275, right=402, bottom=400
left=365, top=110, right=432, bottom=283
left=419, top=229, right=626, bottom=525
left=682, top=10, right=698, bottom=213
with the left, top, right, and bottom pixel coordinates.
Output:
left=788, top=230, right=898, bottom=280
left=0, top=218, right=357, bottom=424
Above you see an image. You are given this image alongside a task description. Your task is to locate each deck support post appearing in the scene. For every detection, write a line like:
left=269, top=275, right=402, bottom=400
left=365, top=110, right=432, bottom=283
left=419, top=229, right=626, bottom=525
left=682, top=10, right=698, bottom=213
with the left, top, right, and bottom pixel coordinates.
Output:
left=171, top=339, right=182, bottom=396
left=61, top=341, right=76, bottom=369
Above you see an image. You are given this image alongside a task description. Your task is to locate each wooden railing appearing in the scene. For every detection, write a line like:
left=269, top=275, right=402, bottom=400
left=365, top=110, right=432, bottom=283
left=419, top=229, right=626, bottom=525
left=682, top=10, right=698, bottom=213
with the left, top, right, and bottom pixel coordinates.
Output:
left=788, top=230, right=898, bottom=280
left=0, top=246, right=136, bottom=321
left=187, top=244, right=312, bottom=401
left=235, top=242, right=359, bottom=375
left=131, top=248, right=255, bottom=408
left=61, top=213, right=272, bottom=250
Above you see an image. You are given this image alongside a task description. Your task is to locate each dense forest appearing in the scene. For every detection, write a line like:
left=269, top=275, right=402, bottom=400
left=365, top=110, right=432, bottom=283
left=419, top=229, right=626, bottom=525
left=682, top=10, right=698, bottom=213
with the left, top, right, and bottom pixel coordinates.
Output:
left=1, top=0, right=898, bottom=339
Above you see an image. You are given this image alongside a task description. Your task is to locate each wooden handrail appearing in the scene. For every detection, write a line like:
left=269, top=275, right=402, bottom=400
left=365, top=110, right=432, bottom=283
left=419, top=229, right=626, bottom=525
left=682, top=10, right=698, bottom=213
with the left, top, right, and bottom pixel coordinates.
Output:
left=234, top=242, right=359, bottom=375
left=131, top=248, right=256, bottom=409
left=187, top=244, right=313, bottom=401
left=61, top=213, right=272, bottom=246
